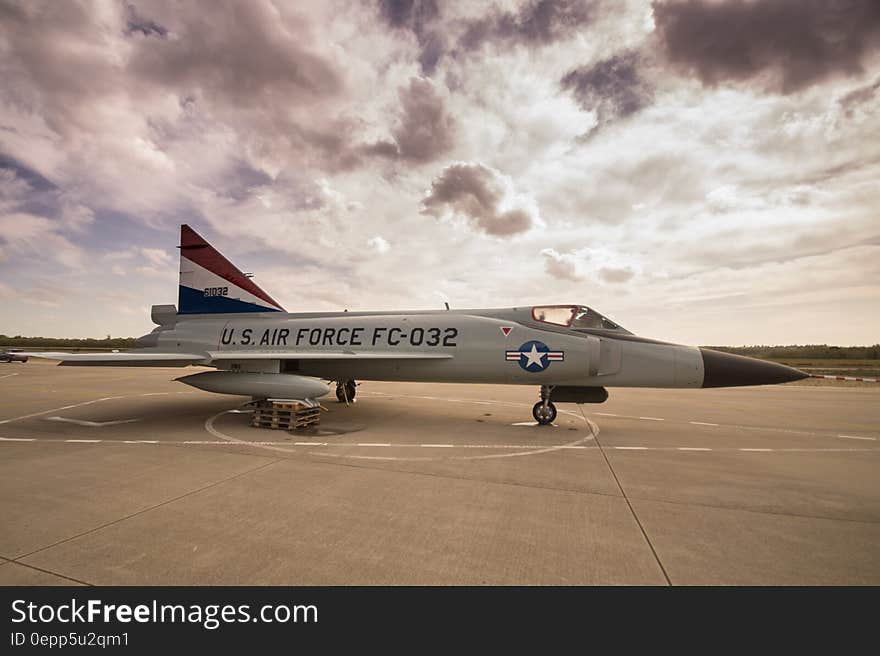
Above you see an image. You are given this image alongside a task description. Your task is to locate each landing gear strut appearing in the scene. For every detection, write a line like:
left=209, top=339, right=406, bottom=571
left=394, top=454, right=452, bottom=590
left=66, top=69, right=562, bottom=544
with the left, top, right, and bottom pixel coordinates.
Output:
left=532, top=385, right=556, bottom=425
left=335, top=380, right=357, bottom=403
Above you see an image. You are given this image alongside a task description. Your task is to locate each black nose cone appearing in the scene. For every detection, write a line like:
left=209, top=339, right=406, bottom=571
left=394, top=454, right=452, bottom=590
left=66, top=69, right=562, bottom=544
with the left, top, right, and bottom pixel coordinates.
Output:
left=700, top=348, right=809, bottom=388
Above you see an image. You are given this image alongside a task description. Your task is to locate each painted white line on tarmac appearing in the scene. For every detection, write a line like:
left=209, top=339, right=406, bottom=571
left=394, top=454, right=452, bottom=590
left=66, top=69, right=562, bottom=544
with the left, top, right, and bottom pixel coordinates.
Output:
left=0, top=397, right=120, bottom=424
left=0, top=373, right=20, bottom=380
left=2, top=437, right=879, bottom=455
left=765, top=448, right=879, bottom=453
left=45, top=416, right=141, bottom=427
left=0, top=392, right=172, bottom=425
left=596, top=412, right=878, bottom=445
left=594, top=412, right=665, bottom=422
left=589, top=409, right=874, bottom=443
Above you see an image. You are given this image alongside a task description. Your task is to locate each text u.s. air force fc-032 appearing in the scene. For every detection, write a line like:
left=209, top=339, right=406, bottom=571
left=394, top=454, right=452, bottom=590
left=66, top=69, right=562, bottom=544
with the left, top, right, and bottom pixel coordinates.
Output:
left=21, top=224, right=810, bottom=425
left=218, top=326, right=459, bottom=349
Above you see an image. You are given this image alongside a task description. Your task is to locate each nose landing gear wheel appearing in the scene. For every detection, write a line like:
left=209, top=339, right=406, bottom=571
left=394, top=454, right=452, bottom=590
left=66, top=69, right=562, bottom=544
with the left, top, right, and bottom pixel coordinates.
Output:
left=532, top=401, right=557, bottom=425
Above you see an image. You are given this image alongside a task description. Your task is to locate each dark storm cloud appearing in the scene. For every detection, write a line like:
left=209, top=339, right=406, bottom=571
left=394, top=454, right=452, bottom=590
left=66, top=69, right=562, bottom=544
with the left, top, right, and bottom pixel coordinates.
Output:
left=421, top=163, right=535, bottom=236
left=219, top=161, right=276, bottom=201
left=653, top=0, right=880, bottom=93
left=0, top=153, right=93, bottom=252
left=128, top=2, right=341, bottom=104
left=0, top=1, right=361, bottom=172
left=417, top=31, right=447, bottom=76
left=124, top=3, right=168, bottom=38
left=376, top=0, right=445, bottom=75
left=0, top=155, right=56, bottom=193
left=0, top=1, right=123, bottom=136
left=561, top=52, right=653, bottom=129
left=378, top=0, right=438, bottom=28
left=377, top=1, right=597, bottom=75
left=125, top=2, right=361, bottom=171
left=366, top=77, right=454, bottom=163
left=839, top=76, right=880, bottom=115
left=458, top=0, right=596, bottom=52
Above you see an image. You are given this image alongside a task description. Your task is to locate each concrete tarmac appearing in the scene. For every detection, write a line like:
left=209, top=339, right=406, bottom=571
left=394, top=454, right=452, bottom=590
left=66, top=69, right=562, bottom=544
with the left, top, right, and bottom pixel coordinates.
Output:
left=1, top=360, right=878, bottom=585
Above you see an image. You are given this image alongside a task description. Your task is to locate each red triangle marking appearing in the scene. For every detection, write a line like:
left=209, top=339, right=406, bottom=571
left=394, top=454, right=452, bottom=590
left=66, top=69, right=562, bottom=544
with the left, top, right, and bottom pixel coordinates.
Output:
left=500, top=326, right=512, bottom=337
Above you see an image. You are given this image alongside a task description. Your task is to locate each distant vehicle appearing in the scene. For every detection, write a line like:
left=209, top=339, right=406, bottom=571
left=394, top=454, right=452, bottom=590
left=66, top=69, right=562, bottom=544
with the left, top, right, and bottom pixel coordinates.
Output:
left=0, top=348, right=28, bottom=363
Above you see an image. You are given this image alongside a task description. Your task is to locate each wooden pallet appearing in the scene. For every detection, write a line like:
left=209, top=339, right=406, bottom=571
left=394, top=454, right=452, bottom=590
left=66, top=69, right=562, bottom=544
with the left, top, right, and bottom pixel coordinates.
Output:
left=262, top=400, right=316, bottom=411
left=251, top=407, right=320, bottom=417
left=251, top=418, right=319, bottom=430
left=249, top=400, right=320, bottom=431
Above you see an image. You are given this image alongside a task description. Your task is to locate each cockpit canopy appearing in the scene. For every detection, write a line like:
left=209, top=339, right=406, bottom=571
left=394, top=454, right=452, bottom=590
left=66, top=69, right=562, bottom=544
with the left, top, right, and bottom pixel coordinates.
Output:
left=531, top=305, right=630, bottom=333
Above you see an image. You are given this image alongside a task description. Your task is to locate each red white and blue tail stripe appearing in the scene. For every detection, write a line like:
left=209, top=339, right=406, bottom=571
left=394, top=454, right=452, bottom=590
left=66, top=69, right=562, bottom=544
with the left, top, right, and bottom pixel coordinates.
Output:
left=178, top=224, right=284, bottom=315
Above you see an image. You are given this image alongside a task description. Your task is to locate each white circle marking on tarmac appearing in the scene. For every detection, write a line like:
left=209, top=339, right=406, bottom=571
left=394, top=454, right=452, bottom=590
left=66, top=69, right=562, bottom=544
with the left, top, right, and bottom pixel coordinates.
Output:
left=203, top=403, right=601, bottom=462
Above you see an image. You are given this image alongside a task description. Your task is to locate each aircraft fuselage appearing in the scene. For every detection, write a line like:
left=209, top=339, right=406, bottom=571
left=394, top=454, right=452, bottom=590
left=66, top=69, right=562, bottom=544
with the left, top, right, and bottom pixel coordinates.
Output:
left=144, top=308, right=705, bottom=388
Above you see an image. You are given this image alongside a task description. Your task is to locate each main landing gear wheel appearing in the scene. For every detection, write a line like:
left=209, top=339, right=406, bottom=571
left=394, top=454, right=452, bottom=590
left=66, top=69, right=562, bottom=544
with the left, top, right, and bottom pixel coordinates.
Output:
left=532, top=401, right=557, bottom=425
left=336, top=380, right=357, bottom=403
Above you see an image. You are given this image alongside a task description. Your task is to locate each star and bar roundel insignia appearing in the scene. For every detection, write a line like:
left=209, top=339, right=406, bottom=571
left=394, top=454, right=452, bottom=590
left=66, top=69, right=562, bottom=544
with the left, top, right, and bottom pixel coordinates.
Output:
left=505, top=340, right=564, bottom=372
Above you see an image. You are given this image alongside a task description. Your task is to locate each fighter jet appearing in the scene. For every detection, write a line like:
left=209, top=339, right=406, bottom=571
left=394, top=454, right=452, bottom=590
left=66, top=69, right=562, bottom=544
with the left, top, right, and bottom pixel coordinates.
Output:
left=26, top=225, right=809, bottom=425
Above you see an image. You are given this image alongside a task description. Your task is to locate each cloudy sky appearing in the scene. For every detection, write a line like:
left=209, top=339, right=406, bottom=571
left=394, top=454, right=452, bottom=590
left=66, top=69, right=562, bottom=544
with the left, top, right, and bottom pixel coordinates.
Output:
left=1, top=0, right=879, bottom=345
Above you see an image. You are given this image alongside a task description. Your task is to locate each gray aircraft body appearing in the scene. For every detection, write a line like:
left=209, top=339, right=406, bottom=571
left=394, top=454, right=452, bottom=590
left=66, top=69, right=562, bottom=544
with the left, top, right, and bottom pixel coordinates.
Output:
left=27, top=225, right=808, bottom=424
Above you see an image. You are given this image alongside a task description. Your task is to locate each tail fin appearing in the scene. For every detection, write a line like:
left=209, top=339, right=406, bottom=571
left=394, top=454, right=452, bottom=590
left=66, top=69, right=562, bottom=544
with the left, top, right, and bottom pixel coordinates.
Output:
left=178, top=224, right=285, bottom=315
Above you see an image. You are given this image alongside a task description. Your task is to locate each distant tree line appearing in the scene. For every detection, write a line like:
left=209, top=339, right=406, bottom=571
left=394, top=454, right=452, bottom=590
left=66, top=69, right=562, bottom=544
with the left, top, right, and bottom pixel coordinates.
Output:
left=0, top=335, right=139, bottom=349
left=704, top=345, right=880, bottom=360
